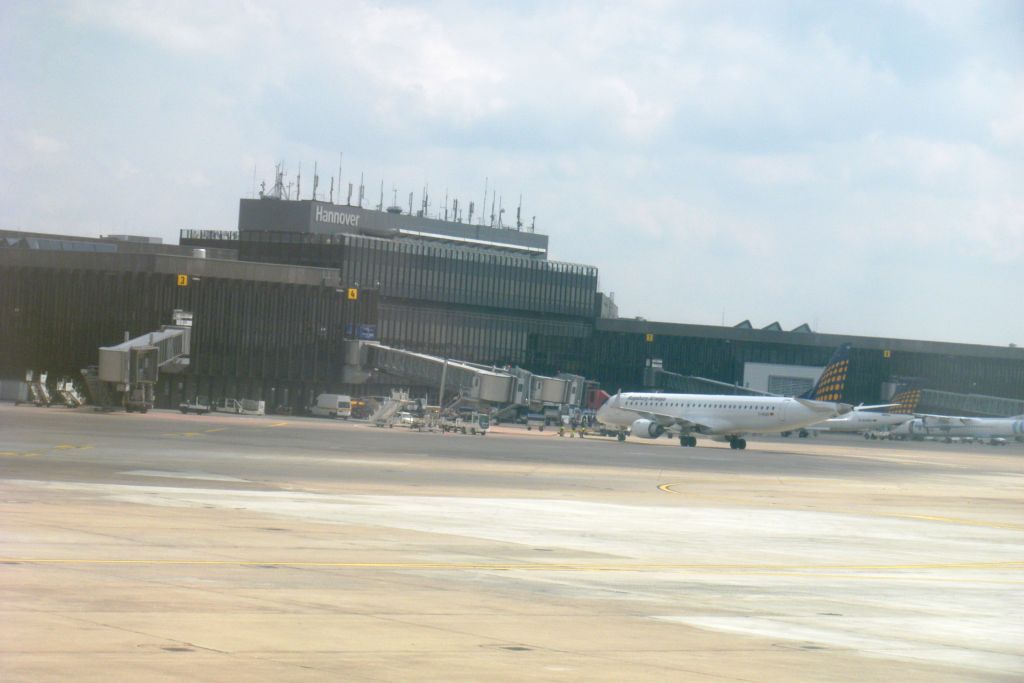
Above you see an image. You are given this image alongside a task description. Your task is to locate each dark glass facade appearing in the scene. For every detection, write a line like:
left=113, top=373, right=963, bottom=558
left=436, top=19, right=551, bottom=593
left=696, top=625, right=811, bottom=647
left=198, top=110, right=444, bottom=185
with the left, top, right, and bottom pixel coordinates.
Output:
left=0, top=250, right=375, bottom=410
left=181, top=229, right=599, bottom=373
left=5, top=223, right=1021, bottom=413
left=183, top=230, right=597, bottom=319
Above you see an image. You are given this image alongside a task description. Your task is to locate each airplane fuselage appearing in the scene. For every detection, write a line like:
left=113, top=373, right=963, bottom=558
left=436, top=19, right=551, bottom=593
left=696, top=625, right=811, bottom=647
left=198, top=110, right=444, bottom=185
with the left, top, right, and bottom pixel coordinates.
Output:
left=596, top=392, right=846, bottom=439
left=891, top=417, right=1024, bottom=440
left=812, top=410, right=914, bottom=433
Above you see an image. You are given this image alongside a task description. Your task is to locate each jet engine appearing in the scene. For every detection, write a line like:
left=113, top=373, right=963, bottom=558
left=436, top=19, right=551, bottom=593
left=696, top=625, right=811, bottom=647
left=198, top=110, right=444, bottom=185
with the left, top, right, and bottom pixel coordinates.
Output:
left=631, top=418, right=665, bottom=439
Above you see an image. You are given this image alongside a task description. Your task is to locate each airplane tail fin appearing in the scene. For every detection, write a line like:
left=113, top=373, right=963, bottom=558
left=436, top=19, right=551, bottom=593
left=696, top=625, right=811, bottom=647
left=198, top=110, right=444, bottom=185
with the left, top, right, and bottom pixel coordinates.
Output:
left=888, top=384, right=923, bottom=414
left=800, top=343, right=851, bottom=402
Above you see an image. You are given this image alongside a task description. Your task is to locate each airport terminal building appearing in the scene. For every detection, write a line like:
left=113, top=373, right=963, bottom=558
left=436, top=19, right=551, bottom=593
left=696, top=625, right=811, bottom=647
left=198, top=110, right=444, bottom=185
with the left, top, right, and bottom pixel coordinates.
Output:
left=2, top=195, right=1023, bottom=413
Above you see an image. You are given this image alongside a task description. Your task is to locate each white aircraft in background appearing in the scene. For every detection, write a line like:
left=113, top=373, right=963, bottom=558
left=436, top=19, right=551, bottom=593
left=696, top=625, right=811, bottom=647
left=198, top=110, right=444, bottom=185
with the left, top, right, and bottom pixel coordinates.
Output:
left=798, top=385, right=921, bottom=437
left=596, top=344, right=854, bottom=450
left=889, top=414, right=1024, bottom=445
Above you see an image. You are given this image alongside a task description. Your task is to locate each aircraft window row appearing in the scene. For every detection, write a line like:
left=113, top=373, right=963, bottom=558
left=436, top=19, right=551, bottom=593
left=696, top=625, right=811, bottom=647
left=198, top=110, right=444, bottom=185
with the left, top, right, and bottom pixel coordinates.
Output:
left=629, top=400, right=774, bottom=411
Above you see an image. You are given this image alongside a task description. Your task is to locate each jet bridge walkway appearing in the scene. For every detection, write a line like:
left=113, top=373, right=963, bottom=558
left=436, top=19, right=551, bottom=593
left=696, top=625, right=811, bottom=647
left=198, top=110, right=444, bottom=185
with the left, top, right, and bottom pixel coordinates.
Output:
left=344, top=341, right=585, bottom=412
left=85, top=310, right=193, bottom=412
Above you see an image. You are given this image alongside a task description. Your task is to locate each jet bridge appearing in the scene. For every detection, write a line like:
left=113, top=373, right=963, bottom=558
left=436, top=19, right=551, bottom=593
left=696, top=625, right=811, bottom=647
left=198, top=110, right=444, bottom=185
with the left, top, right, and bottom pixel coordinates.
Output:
left=89, top=310, right=193, bottom=411
left=344, top=341, right=585, bottom=411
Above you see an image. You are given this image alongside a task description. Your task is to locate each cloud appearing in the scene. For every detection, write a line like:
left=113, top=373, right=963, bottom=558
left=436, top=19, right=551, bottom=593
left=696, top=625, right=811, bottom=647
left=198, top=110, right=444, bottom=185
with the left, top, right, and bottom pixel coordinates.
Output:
left=1, top=0, right=1021, bottom=345
left=26, top=131, right=64, bottom=155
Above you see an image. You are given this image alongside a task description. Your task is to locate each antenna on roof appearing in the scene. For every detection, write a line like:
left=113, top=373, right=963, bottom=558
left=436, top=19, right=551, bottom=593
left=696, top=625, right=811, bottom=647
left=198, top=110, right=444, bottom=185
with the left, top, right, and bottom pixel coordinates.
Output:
left=498, top=196, right=504, bottom=228
left=346, top=182, right=353, bottom=205
left=377, top=179, right=384, bottom=211
left=358, top=172, right=364, bottom=207
left=468, top=201, right=475, bottom=224
left=516, top=195, right=523, bottom=230
left=296, top=163, right=302, bottom=201
left=312, top=162, right=319, bottom=201
left=337, top=152, right=343, bottom=205
left=453, top=198, right=459, bottom=222
left=481, top=177, right=488, bottom=226
left=444, top=188, right=449, bottom=222
left=408, top=191, right=413, bottom=215
left=490, top=192, right=496, bottom=228
left=329, top=177, right=334, bottom=203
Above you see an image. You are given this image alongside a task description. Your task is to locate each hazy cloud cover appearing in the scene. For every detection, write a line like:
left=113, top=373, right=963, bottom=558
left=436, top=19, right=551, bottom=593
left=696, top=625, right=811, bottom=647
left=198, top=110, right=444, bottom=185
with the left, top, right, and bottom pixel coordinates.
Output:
left=1, top=0, right=1021, bottom=345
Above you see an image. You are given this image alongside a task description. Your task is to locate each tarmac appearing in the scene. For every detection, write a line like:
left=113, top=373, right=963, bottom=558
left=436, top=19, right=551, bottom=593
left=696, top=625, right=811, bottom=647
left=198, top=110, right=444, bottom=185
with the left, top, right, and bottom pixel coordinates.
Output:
left=1, top=403, right=1022, bottom=682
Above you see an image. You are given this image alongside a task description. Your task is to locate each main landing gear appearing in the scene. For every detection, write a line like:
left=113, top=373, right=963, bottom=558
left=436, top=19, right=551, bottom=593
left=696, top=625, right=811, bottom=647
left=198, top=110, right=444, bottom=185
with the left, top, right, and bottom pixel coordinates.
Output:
left=617, top=431, right=627, bottom=442
left=728, top=438, right=747, bottom=450
left=678, top=435, right=697, bottom=447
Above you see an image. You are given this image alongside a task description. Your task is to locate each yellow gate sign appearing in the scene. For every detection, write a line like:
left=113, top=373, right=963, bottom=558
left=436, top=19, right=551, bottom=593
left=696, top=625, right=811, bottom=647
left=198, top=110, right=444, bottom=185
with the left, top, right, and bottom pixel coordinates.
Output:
left=347, top=288, right=358, bottom=300
left=177, top=274, right=188, bottom=287
left=645, top=333, right=654, bottom=342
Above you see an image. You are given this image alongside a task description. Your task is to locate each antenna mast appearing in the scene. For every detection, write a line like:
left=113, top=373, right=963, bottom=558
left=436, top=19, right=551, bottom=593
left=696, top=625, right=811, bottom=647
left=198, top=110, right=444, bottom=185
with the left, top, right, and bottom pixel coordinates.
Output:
left=481, top=177, right=488, bottom=226
left=337, top=153, right=343, bottom=204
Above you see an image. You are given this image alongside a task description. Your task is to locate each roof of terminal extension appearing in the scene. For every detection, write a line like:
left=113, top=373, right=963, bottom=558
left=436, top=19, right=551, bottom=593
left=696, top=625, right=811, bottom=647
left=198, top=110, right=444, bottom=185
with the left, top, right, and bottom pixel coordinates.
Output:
left=597, top=317, right=1024, bottom=361
left=0, top=229, right=237, bottom=260
left=0, top=242, right=341, bottom=288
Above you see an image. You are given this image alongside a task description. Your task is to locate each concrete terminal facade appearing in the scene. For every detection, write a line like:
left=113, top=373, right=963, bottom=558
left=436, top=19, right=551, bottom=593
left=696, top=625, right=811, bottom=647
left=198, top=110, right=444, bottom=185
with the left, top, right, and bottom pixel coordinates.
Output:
left=3, top=197, right=1023, bottom=412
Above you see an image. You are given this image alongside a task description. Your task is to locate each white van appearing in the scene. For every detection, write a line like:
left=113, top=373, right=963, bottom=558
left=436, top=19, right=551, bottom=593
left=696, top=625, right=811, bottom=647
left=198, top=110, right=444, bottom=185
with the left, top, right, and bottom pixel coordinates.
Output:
left=310, top=393, right=352, bottom=419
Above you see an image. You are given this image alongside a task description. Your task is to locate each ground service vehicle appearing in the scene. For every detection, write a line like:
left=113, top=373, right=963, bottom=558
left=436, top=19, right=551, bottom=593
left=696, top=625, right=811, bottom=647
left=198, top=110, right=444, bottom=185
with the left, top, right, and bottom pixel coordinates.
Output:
left=310, top=393, right=352, bottom=419
left=442, top=412, right=489, bottom=435
left=178, top=396, right=211, bottom=414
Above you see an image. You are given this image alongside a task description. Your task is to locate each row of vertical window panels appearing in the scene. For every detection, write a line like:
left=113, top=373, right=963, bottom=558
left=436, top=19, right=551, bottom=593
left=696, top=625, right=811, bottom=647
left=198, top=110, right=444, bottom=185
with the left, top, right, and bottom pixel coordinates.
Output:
left=582, top=332, right=1024, bottom=403
left=1, top=267, right=185, bottom=378
left=377, top=301, right=592, bottom=369
left=226, top=230, right=599, bottom=318
left=0, top=265, right=366, bottom=385
left=187, top=277, right=350, bottom=382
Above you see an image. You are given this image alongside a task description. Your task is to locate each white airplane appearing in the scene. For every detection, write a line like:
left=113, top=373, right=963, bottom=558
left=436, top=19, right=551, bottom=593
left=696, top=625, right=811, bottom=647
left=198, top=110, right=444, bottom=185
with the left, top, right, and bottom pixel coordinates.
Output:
left=800, top=385, right=920, bottom=436
left=889, top=413, right=1024, bottom=445
left=596, top=344, right=854, bottom=450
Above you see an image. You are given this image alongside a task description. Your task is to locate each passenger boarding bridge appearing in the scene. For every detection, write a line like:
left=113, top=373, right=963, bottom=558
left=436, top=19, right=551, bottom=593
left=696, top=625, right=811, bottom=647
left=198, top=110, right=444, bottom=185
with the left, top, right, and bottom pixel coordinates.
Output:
left=83, top=310, right=193, bottom=411
left=343, top=340, right=585, bottom=412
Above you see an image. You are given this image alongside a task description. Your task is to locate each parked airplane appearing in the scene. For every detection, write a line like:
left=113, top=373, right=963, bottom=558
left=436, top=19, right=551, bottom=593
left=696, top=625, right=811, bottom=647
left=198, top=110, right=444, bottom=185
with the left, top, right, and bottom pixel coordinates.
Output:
left=800, top=385, right=920, bottom=436
left=595, top=344, right=854, bottom=449
left=889, top=413, right=1024, bottom=444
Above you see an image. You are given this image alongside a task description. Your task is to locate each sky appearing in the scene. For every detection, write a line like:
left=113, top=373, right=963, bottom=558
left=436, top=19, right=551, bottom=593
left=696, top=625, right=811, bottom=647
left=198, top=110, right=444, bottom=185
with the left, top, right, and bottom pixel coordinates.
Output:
left=2, top=0, right=1022, bottom=347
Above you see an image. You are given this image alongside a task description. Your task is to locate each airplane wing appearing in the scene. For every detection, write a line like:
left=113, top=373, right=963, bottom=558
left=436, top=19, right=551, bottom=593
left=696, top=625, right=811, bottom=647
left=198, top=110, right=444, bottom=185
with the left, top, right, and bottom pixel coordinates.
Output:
left=684, top=377, right=779, bottom=397
left=918, top=414, right=973, bottom=425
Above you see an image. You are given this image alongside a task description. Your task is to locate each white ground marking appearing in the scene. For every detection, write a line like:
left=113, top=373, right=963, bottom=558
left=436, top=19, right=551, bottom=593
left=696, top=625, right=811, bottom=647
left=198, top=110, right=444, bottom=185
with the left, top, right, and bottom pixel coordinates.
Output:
left=7, top=479, right=1023, bottom=675
left=120, top=470, right=249, bottom=482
